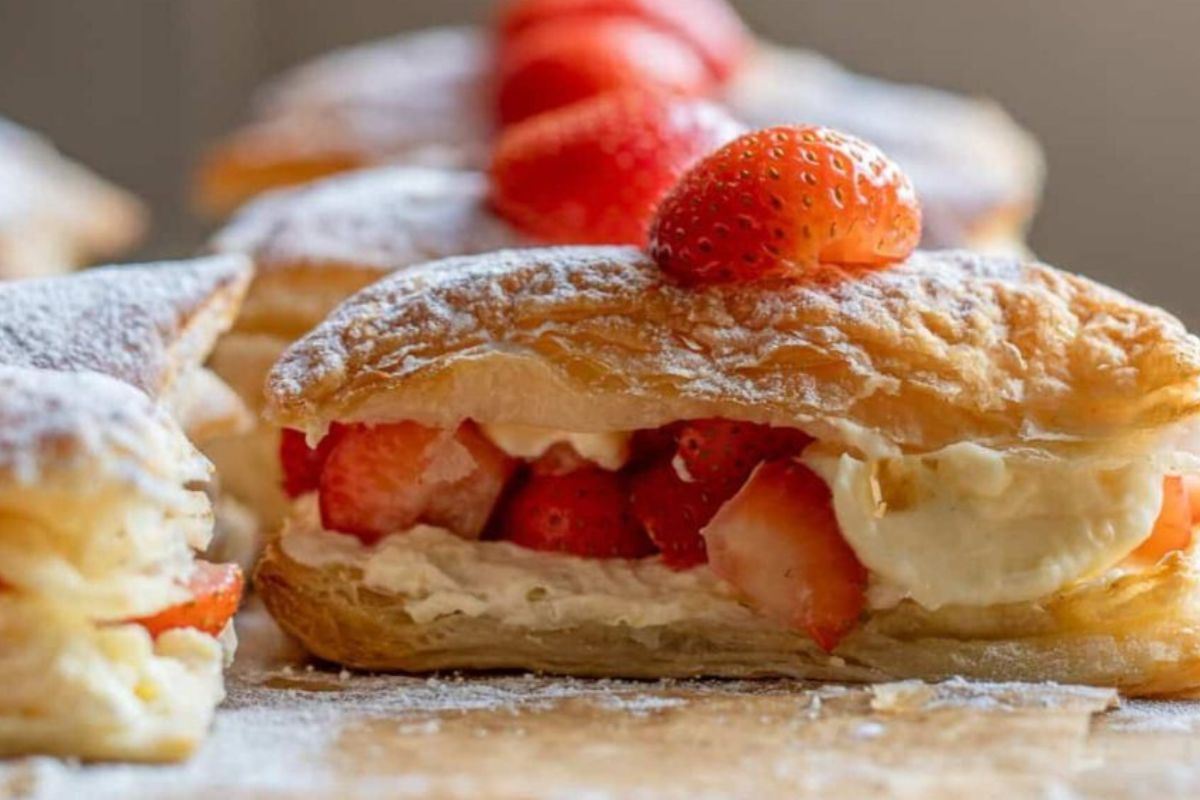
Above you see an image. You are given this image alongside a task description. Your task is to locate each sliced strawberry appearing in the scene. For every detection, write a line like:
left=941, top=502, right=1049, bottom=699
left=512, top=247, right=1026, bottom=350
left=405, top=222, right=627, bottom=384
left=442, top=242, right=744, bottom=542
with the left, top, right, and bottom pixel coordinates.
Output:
left=280, top=424, right=346, bottom=498
left=650, top=125, right=922, bottom=285
left=702, top=460, right=866, bottom=651
left=133, top=562, right=244, bottom=639
left=497, top=0, right=751, bottom=82
left=319, top=422, right=515, bottom=544
left=497, top=18, right=712, bottom=126
left=629, top=459, right=724, bottom=568
left=677, top=419, right=813, bottom=493
left=501, top=467, right=655, bottom=558
left=628, top=422, right=686, bottom=466
left=1130, top=476, right=1194, bottom=563
left=1186, top=475, right=1200, bottom=522
left=491, top=88, right=742, bottom=245
left=424, top=423, right=519, bottom=537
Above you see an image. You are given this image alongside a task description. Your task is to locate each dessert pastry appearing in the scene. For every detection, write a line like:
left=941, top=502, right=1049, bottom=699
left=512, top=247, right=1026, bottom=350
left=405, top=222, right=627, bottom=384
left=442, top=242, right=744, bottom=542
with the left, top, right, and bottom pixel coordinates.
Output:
left=0, top=255, right=253, bottom=761
left=197, top=13, right=1041, bottom=253
left=254, top=126, right=1200, bottom=696
left=0, top=117, right=146, bottom=278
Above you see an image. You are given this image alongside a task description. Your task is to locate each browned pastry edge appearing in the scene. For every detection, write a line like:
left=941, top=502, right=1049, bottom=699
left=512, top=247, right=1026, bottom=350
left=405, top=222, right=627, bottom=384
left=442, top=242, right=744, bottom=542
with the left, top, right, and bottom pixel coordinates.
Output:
left=256, top=535, right=1200, bottom=698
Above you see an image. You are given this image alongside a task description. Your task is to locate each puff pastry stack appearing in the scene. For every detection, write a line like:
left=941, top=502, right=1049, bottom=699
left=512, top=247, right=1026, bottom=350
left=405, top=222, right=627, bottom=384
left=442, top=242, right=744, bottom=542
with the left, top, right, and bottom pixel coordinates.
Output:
left=197, top=23, right=1041, bottom=253
left=0, top=255, right=252, bottom=761
left=244, top=116, right=1200, bottom=697
left=0, top=117, right=146, bottom=279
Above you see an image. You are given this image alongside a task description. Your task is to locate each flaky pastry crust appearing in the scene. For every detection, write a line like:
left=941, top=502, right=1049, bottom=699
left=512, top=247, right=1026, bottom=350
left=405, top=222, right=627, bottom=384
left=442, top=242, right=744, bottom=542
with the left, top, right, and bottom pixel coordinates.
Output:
left=267, top=246, right=1200, bottom=455
left=256, top=535, right=1200, bottom=697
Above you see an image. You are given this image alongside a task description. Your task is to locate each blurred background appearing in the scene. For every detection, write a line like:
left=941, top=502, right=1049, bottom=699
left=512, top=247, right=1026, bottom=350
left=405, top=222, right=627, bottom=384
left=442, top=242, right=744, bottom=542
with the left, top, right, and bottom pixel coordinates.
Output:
left=1, top=0, right=1198, bottom=322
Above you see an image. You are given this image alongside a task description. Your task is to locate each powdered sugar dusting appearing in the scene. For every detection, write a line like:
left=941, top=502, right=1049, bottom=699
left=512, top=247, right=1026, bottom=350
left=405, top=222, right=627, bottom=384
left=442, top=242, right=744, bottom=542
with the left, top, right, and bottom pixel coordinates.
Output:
left=0, top=255, right=250, bottom=398
left=213, top=167, right=525, bottom=273
left=3, top=606, right=1175, bottom=800
left=268, top=245, right=1200, bottom=454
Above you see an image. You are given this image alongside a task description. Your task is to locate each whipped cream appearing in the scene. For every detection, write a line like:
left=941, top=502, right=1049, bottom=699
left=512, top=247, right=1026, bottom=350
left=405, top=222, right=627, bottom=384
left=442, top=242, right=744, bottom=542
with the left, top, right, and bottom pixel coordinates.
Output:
left=804, top=442, right=1165, bottom=609
left=281, top=496, right=758, bottom=630
left=479, top=423, right=631, bottom=470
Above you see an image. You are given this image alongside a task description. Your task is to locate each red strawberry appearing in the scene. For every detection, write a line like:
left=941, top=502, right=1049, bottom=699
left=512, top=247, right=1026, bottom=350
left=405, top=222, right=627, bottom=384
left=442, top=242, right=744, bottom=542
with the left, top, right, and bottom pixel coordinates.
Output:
left=629, top=422, right=686, bottom=466
left=677, top=419, right=812, bottom=493
left=497, top=0, right=751, bottom=82
left=650, top=125, right=922, bottom=285
left=501, top=467, right=655, bottom=558
left=629, top=459, right=724, bottom=568
left=319, top=422, right=515, bottom=544
left=702, top=460, right=866, bottom=651
left=491, top=88, right=743, bottom=245
left=134, top=562, right=244, bottom=639
left=496, top=18, right=712, bottom=126
left=279, top=424, right=345, bottom=498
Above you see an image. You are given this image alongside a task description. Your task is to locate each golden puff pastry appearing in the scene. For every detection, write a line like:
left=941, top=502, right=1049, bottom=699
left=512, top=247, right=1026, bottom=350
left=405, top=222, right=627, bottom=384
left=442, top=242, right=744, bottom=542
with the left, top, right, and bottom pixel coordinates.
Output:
left=208, top=166, right=526, bottom=529
left=196, top=27, right=1040, bottom=254
left=258, top=246, right=1200, bottom=696
left=0, top=117, right=146, bottom=279
left=0, top=256, right=252, bottom=761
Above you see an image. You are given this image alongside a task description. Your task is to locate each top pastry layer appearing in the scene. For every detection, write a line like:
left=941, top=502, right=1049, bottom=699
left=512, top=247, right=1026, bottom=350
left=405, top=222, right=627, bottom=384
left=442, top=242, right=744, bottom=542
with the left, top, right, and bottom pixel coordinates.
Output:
left=0, top=254, right=252, bottom=402
left=267, top=246, right=1200, bottom=454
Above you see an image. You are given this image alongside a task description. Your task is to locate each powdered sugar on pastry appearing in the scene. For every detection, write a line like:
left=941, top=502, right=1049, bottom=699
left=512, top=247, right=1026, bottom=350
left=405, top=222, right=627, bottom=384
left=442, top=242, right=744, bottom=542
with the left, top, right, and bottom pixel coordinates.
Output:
left=0, top=255, right=251, bottom=398
left=213, top=167, right=525, bottom=274
left=267, top=246, right=1200, bottom=455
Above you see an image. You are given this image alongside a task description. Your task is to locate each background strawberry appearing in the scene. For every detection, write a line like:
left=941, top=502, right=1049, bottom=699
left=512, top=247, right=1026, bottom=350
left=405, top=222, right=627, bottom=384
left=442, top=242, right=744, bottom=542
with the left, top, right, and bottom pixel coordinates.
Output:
left=496, top=0, right=751, bottom=82
left=500, top=467, right=655, bottom=558
left=497, top=18, right=711, bottom=126
left=490, top=88, right=743, bottom=245
left=650, top=125, right=922, bottom=285
left=629, top=459, right=724, bottom=568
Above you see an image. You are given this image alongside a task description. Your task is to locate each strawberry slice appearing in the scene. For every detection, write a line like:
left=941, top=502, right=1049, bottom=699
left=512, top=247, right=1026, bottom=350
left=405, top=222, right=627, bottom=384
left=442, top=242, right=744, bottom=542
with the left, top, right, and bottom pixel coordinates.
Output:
left=629, top=459, right=724, bottom=568
left=702, top=460, right=866, bottom=651
left=133, top=562, right=244, bottom=639
left=677, top=419, right=813, bottom=493
left=500, top=467, right=655, bottom=558
left=497, top=0, right=751, bottom=82
left=497, top=18, right=712, bottom=126
left=280, top=424, right=346, bottom=498
left=1130, top=476, right=1194, bottom=563
left=491, top=88, right=743, bottom=245
left=650, top=125, right=922, bottom=285
left=319, top=422, right=515, bottom=544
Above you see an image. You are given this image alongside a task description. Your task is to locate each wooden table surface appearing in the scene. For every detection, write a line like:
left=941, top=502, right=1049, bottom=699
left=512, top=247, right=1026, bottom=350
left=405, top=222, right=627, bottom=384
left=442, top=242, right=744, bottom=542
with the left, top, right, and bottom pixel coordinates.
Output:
left=4, top=604, right=1200, bottom=799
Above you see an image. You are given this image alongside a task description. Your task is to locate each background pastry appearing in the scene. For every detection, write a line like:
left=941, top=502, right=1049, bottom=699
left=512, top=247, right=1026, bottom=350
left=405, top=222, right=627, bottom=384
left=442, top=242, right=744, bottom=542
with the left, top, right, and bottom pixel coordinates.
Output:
left=0, top=117, right=146, bottom=279
left=0, top=254, right=253, bottom=761
left=196, top=6, right=1041, bottom=254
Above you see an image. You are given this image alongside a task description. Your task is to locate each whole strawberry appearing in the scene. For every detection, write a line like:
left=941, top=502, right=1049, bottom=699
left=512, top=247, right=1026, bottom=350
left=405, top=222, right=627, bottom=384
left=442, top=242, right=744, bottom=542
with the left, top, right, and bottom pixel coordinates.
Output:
left=500, top=467, right=655, bottom=558
left=497, top=0, right=751, bottom=83
left=497, top=18, right=711, bottom=126
left=650, top=125, right=922, bottom=284
left=490, top=89, right=743, bottom=245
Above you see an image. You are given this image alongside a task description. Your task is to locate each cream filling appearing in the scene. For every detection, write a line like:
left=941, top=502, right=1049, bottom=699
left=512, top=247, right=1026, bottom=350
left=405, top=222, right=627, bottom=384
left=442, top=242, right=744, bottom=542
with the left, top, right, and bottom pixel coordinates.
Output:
left=479, top=423, right=632, bottom=470
left=281, top=496, right=758, bottom=630
left=0, top=595, right=226, bottom=761
left=803, top=442, right=1167, bottom=610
